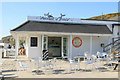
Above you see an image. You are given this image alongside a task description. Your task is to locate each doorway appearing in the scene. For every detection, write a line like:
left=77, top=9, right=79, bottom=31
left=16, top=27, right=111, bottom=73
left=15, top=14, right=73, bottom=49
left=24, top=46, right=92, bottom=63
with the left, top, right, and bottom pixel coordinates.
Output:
left=48, top=37, right=61, bottom=57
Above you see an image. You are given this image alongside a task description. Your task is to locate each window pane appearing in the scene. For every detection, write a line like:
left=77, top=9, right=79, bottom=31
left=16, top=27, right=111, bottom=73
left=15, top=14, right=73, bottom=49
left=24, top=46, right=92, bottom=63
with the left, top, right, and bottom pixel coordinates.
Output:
left=31, top=37, right=37, bottom=47
left=63, top=37, right=68, bottom=56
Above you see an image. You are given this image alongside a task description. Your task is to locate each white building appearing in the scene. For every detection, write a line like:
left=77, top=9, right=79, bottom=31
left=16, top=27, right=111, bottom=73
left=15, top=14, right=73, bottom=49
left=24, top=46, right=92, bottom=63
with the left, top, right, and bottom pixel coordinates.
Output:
left=10, top=16, right=120, bottom=59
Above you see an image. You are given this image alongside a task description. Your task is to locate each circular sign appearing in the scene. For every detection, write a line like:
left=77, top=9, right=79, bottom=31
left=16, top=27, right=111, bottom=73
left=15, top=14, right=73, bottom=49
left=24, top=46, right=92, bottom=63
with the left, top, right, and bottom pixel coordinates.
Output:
left=72, top=37, right=82, bottom=48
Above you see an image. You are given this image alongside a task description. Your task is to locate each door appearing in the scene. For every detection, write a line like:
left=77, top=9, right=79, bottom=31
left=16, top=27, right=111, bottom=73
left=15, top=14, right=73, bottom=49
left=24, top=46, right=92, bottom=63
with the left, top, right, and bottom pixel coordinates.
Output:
left=62, top=37, right=68, bottom=58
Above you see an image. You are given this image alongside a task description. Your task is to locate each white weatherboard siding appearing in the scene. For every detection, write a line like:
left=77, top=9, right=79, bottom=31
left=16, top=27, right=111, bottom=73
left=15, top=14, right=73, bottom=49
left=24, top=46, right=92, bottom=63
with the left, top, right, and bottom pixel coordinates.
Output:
left=72, top=36, right=110, bottom=58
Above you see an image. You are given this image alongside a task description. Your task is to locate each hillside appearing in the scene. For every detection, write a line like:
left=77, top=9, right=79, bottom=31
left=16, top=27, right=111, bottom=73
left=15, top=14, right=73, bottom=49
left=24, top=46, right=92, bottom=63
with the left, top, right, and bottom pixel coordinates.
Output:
left=86, top=13, right=120, bottom=21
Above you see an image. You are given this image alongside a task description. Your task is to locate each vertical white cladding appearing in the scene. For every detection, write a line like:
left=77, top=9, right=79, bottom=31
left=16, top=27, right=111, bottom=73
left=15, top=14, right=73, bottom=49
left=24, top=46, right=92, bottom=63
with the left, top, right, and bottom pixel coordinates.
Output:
left=72, top=36, right=90, bottom=57
left=68, top=36, right=70, bottom=58
left=69, top=35, right=73, bottom=59
left=118, top=26, right=120, bottom=33
left=113, top=25, right=120, bottom=37
left=41, top=35, right=44, bottom=58
left=24, top=33, right=110, bottom=59
left=113, top=25, right=119, bottom=37
left=27, top=35, right=41, bottom=58
left=72, top=36, right=110, bottom=58
left=42, top=35, right=44, bottom=51
left=61, top=37, right=63, bottom=57
left=90, top=36, right=93, bottom=55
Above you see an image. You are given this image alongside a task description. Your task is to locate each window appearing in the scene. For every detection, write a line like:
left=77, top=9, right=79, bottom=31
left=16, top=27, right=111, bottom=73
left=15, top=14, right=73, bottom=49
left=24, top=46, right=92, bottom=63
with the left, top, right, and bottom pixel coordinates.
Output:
left=31, top=37, right=38, bottom=47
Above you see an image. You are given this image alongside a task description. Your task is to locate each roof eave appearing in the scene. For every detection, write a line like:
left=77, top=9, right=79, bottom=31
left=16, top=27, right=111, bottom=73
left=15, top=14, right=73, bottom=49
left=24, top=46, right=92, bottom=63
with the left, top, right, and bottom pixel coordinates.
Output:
left=11, top=31, right=113, bottom=37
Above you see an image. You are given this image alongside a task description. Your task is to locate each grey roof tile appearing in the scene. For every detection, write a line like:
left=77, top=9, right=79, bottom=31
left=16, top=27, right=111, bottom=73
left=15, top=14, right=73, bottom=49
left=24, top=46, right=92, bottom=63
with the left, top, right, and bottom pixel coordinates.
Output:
left=11, top=21, right=112, bottom=34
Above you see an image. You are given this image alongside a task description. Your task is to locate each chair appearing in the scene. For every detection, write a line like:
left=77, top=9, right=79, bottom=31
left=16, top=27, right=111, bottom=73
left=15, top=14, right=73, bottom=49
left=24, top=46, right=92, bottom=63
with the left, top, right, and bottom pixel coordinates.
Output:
left=45, top=60, right=54, bottom=71
left=84, top=52, right=91, bottom=61
left=85, top=55, right=99, bottom=72
left=49, top=58, right=57, bottom=68
left=6, top=49, right=11, bottom=57
left=96, top=52, right=108, bottom=65
left=17, top=60, right=29, bottom=76
left=10, top=48, right=15, bottom=56
left=96, top=51, right=101, bottom=58
left=39, top=60, right=54, bottom=74
left=31, top=57, right=42, bottom=73
left=31, top=57, right=54, bottom=74
left=69, top=59, right=79, bottom=72
left=108, top=54, right=118, bottom=68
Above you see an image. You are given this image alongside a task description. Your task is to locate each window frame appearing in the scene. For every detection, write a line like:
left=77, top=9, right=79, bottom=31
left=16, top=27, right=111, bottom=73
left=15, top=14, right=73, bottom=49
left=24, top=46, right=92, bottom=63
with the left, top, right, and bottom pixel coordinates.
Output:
left=30, top=37, right=38, bottom=47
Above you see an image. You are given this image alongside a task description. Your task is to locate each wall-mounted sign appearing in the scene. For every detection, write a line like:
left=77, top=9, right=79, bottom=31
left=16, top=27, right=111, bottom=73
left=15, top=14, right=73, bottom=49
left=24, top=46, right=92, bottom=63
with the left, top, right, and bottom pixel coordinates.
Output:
left=27, top=13, right=81, bottom=23
left=28, top=16, right=81, bottom=23
left=72, top=37, right=82, bottom=48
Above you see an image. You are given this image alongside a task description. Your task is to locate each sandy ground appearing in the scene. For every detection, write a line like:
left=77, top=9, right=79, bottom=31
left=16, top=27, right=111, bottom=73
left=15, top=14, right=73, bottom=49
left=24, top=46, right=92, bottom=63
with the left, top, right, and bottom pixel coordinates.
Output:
left=1, top=56, right=119, bottom=78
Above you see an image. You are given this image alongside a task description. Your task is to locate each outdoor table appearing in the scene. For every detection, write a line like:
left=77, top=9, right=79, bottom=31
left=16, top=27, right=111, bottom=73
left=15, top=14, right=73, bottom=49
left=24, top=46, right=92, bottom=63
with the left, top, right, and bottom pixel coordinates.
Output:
left=113, top=55, right=120, bottom=70
left=74, top=56, right=84, bottom=63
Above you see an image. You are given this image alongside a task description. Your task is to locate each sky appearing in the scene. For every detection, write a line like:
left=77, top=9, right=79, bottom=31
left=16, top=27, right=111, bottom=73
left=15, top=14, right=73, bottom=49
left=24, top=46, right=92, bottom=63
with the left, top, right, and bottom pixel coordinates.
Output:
left=1, top=2, right=119, bottom=39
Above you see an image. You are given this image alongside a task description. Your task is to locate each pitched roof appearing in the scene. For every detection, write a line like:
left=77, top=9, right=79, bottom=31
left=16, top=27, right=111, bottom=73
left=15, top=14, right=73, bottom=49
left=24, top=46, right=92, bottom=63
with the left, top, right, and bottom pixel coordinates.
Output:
left=11, top=21, right=112, bottom=34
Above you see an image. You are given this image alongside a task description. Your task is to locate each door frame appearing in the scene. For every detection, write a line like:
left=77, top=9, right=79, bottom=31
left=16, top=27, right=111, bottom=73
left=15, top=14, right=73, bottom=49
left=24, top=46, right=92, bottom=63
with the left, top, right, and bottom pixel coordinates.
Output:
left=61, top=36, right=69, bottom=58
left=48, top=36, right=62, bottom=58
left=43, top=35, right=69, bottom=58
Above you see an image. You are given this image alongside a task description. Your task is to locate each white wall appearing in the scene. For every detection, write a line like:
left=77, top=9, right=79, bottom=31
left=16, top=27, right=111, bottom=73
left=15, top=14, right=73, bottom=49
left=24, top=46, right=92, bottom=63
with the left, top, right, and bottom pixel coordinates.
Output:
left=118, top=26, right=120, bottom=32
left=71, top=36, right=110, bottom=58
left=25, top=34, right=111, bottom=59
left=92, top=36, right=110, bottom=53
left=113, top=25, right=119, bottom=37
left=26, top=35, right=42, bottom=58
